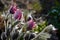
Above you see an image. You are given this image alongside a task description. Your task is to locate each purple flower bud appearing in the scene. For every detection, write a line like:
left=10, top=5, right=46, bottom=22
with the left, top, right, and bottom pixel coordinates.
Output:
left=27, top=20, right=35, bottom=30
left=10, top=5, right=17, bottom=14
left=14, top=9, right=22, bottom=20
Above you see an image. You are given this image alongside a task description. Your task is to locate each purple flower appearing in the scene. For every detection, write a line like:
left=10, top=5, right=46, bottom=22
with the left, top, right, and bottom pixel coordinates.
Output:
left=14, top=9, right=22, bottom=20
left=10, top=5, right=17, bottom=14
left=27, top=20, right=35, bottom=30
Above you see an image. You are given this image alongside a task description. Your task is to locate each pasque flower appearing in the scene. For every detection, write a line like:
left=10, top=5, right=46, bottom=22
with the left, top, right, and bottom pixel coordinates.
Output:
left=14, top=9, right=22, bottom=20
left=10, top=4, right=17, bottom=14
left=27, top=18, right=36, bottom=30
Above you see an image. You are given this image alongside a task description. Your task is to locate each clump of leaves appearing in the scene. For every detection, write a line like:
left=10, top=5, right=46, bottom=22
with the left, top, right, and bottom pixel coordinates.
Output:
left=33, top=21, right=47, bottom=33
left=31, top=0, right=42, bottom=12
left=38, top=21, right=47, bottom=32
left=48, top=7, right=60, bottom=29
